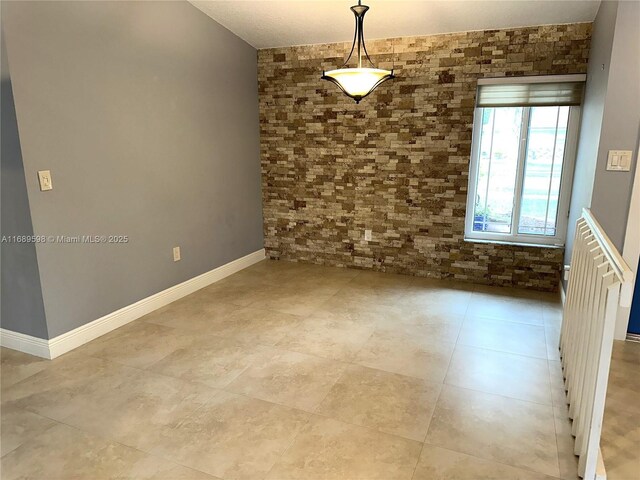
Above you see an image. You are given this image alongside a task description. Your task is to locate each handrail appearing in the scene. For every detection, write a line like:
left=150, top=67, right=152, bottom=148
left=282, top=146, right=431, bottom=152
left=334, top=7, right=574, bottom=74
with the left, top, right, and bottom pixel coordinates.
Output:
left=582, top=208, right=634, bottom=306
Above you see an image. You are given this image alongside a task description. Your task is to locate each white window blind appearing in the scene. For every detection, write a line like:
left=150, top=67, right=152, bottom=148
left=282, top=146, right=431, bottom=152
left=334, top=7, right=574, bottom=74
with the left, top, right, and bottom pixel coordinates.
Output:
left=476, top=75, right=586, bottom=108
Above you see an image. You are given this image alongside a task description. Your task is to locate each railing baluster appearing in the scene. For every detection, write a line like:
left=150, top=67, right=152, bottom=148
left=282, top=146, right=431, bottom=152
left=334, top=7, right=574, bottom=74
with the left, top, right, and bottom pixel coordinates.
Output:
left=560, top=221, right=589, bottom=355
left=560, top=209, right=633, bottom=480
left=568, top=245, right=601, bottom=419
left=575, top=267, right=612, bottom=453
left=570, top=253, right=604, bottom=425
left=564, top=234, right=596, bottom=387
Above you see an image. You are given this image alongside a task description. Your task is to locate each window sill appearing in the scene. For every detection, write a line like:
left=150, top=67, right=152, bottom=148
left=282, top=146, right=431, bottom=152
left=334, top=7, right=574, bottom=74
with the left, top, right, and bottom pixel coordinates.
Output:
left=464, top=237, right=565, bottom=249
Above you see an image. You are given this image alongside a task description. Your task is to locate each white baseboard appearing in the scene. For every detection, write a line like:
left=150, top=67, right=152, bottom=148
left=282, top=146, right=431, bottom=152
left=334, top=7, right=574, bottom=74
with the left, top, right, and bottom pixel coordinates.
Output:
left=626, top=333, right=640, bottom=343
left=0, top=329, right=51, bottom=359
left=1, top=249, right=265, bottom=359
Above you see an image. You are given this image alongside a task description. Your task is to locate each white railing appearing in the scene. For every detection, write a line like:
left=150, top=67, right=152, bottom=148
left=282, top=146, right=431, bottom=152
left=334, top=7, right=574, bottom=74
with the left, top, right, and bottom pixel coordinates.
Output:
left=560, top=208, right=634, bottom=480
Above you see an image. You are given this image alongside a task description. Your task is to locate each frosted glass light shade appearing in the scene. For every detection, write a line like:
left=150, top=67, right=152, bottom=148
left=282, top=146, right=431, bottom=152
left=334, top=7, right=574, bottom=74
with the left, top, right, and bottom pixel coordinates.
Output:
left=321, top=2, right=395, bottom=103
left=322, top=67, right=394, bottom=103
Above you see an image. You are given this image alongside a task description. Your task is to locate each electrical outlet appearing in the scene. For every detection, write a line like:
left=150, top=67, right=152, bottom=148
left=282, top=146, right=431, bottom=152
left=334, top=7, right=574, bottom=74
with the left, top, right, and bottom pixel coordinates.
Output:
left=364, top=229, right=372, bottom=241
left=38, top=170, right=53, bottom=191
left=173, top=246, right=181, bottom=262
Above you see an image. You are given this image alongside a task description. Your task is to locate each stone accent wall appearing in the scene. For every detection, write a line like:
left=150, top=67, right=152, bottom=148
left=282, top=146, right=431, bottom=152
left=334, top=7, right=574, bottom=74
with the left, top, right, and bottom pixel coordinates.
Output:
left=258, top=23, right=591, bottom=292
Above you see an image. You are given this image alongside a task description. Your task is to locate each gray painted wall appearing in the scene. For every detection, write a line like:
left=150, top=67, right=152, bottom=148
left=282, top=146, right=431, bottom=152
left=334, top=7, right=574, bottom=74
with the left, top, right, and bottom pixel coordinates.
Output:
left=2, top=1, right=263, bottom=338
left=1, top=30, right=49, bottom=338
left=565, top=0, right=617, bottom=271
left=589, top=0, right=640, bottom=248
left=565, top=0, right=639, bottom=273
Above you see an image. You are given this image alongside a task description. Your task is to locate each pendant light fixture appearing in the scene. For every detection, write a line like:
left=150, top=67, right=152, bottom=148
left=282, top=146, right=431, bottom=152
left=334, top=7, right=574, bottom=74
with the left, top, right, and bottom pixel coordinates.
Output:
left=321, top=0, right=394, bottom=103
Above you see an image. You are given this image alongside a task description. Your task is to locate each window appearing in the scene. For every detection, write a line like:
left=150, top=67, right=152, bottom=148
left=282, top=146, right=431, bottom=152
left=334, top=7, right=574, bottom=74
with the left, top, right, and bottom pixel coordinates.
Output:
left=465, top=78, right=582, bottom=246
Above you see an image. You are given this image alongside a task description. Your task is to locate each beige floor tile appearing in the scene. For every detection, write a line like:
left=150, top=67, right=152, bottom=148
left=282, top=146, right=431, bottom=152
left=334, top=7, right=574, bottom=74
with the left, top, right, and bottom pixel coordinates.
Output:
left=605, top=355, right=640, bottom=417
left=8, top=261, right=633, bottom=480
left=458, top=316, right=548, bottom=359
left=553, top=405, right=580, bottom=480
left=143, top=300, right=243, bottom=333
left=352, top=269, right=416, bottom=289
left=144, top=464, right=218, bottom=480
left=195, top=275, right=276, bottom=307
left=282, top=264, right=359, bottom=292
left=548, top=360, right=569, bottom=408
left=77, top=321, right=197, bottom=368
left=246, top=286, right=336, bottom=316
left=408, top=300, right=471, bottom=318
left=275, top=312, right=375, bottom=362
left=611, top=339, right=640, bottom=365
left=375, top=304, right=464, bottom=328
left=543, top=304, right=563, bottom=327
left=301, top=262, right=361, bottom=277
left=264, top=273, right=344, bottom=294
left=601, top=341, right=640, bottom=480
left=339, top=294, right=464, bottom=333
left=238, top=259, right=314, bottom=283
left=151, top=391, right=309, bottom=480
left=316, top=364, right=441, bottom=441
left=195, top=284, right=272, bottom=308
left=218, top=307, right=303, bottom=345
left=313, top=297, right=407, bottom=325
left=354, top=329, right=455, bottom=382
left=376, top=317, right=463, bottom=344
left=226, top=349, right=347, bottom=411
left=0, top=423, right=170, bottom=480
left=545, top=323, right=562, bottom=361
left=601, top=405, right=640, bottom=480
left=64, top=370, right=218, bottom=452
left=2, top=354, right=139, bottom=421
left=472, top=284, right=559, bottom=303
left=0, top=405, right=57, bottom=456
left=551, top=341, right=640, bottom=480
left=109, top=453, right=220, bottom=479
left=467, top=293, right=545, bottom=325
left=26, top=350, right=112, bottom=378
left=178, top=287, right=249, bottom=310
left=445, top=345, right=552, bottom=405
left=425, top=385, right=559, bottom=477
left=0, top=348, right=49, bottom=390
left=329, top=286, right=410, bottom=308
left=265, top=416, right=422, bottom=480
left=403, top=282, right=473, bottom=316
left=148, top=335, right=271, bottom=388
left=409, top=276, right=476, bottom=292
left=364, top=300, right=465, bottom=342
left=151, top=302, right=300, bottom=342
left=414, top=445, right=559, bottom=480
left=329, top=271, right=414, bottom=307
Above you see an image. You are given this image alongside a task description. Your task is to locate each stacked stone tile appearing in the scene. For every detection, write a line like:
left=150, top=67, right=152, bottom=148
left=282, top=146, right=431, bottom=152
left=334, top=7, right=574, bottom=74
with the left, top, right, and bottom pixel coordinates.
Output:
left=258, top=24, right=591, bottom=292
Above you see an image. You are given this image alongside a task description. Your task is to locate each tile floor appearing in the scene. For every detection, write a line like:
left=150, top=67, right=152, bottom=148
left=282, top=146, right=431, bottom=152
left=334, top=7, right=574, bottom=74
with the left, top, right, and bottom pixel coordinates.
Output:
left=1, top=260, right=638, bottom=479
left=600, top=340, right=640, bottom=480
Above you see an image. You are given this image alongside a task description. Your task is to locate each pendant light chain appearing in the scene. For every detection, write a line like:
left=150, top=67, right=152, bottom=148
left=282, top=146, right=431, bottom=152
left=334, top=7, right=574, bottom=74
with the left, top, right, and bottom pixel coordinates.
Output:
left=392, top=38, right=395, bottom=72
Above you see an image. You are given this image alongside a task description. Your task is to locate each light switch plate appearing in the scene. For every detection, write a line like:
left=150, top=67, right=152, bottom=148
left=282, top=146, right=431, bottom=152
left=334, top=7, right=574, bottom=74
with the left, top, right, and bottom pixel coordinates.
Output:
left=173, top=246, right=181, bottom=262
left=606, top=150, right=632, bottom=171
left=38, top=170, right=53, bottom=191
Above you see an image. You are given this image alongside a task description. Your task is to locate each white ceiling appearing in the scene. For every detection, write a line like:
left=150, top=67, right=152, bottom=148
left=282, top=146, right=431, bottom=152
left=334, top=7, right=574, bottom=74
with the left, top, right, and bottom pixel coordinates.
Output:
left=189, top=0, right=600, bottom=49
